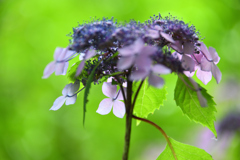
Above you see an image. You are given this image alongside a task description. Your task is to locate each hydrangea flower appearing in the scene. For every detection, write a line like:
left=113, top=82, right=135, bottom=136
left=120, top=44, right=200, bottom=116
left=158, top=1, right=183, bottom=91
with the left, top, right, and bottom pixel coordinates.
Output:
left=50, top=81, right=80, bottom=110
left=42, top=46, right=75, bottom=78
left=96, top=82, right=125, bottom=118
left=117, top=38, right=157, bottom=71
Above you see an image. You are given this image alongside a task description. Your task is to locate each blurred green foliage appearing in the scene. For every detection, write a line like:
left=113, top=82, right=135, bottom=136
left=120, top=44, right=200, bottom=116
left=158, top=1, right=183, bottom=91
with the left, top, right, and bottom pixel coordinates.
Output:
left=0, top=0, right=240, bottom=159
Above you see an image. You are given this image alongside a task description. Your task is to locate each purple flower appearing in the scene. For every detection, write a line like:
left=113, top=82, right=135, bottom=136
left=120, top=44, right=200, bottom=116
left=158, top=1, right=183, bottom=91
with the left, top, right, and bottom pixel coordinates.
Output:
left=117, top=39, right=157, bottom=71
left=130, top=64, right=171, bottom=88
left=146, top=25, right=175, bottom=43
left=199, top=42, right=221, bottom=84
left=75, top=49, right=96, bottom=76
left=50, top=81, right=80, bottom=111
left=42, top=46, right=75, bottom=79
left=96, top=82, right=125, bottom=118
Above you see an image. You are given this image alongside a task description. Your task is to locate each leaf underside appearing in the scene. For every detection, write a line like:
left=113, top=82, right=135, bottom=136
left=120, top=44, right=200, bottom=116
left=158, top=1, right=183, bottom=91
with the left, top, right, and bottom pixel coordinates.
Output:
left=133, top=80, right=167, bottom=125
left=157, top=137, right=213, bottom=160
left=174, top=75, right=217, bottom=137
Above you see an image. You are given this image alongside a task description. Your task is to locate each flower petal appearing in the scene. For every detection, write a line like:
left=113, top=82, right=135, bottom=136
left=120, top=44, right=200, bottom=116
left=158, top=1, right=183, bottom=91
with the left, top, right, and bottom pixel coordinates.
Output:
left=135, top=54, right=152, bottom=69
left=151, top=64, right=171, bottom=74
left=75, top=60, right=85, bottom=77
left=129, top=69, right=149, bottom=81
left=148, top=73, right=164, bottom=88
left=55, top=62, right=69, bottom=75
left=211, top=63, right=222, bottom=84
left=62, top=84, right=71, bottom=95
left=146, top=29, right=159, bottom=39
left=65, top=95, right=77, bottom=105
left=54, top=47, right=64, bottom=60
left=68, top=81, right=80, bottom=96
left=183, top=42, right=195, bottom=55
left=85, top=49, right=96, bottom=60
left=160, top=32, right=175, bottom=43
left=200, top=42, right=212, bottom=61
left=196, top=69, right=212, bottom=85
left=116, top=88, right=126, bottom=100
left=200, top=57, right=212, bottom=72
left=42, top=61, right=55, bottom=79
left=96, top=98, right=113, bottom=115
left=102, top=82, right=117, bottom=98
left=170, top=41, right=183, bottom=53
left=209, top=47, right=220, bottom=64
left=50, top=96, right=66, bottom=110
left=184, top=71, right=195, bottom=77
left=181, top=55, right=195, bottom=72
left=113, top=100, right=125, bottom=118
left=117, top=56, right=135, bottom=71
left=118, top=38, right=144, bottom=56
left=139, top=46, right=158, bottom=56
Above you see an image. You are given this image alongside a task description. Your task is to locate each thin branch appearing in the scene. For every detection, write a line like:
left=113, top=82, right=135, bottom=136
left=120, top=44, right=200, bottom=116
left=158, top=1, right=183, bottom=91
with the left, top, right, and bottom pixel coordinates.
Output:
left=132, top=115, right=178, bottom=160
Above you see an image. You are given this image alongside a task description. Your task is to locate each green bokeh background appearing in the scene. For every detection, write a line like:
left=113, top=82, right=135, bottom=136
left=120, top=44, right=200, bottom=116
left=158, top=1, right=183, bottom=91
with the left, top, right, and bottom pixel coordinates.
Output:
left=1, top=0, right=240, bottom=159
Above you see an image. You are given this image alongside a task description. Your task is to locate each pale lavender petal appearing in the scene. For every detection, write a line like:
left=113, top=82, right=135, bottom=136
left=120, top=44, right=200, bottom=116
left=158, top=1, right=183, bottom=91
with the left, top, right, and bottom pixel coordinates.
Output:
left=139, top=46, right=157, bottom=56
left=184, top=71, right=195, bottom=77
left=102, top=82, right=117, bottom=98
left=75, top=60, right=85, bottom=77
left=209, top=47, right=220, bottom=64
left=151, top=64, right=171, bottom=74
left=62, top=84, right=72, bottom=96
left=181, top=55, right=195, bottom=72
left=200, top=42, right=212, bottom=61
left=211, top=63, right=222, bottom=84
left=154, top=25, right=163, bottom=31
left=188, top=77, right=207, bottom=107
left=57, top=47, right=68, bottom=61
left=54, top=47, right=64, bottom=60
left=42, top=61, right=55, bottom=79
left=146, top=29, right=159, bottom=39
left=113, top=100, right=125, bottom=118
left=160, top=32, right=175, bottom=43
left=50, top=96, right=66, bottom=110
left=96, top=98, right=113, bottom=115
left=68, top=81, right=80, bottom=96
left=129, top=69, right=149, bottom=81
left=116, top=88, right=126, bottom=100
left=65, top=95, right=77, bottom=105
left=192, top=53, right=203, bottom=64
left=118, top=38, right=144, bottom=56
left=170, top=41, right=183, bottom=53
left=135, top=54, right=152, bottom=69
left=62, top=62, right=69, bottom=75
left=117, top=56, right=135, bottom=71
left=85, top=49, right=96, bottom=60
left=196, top=69, right=212, bottom=85
left=183, top=42, right=195, bottom=55
left=148, top=73, right=164, bottom=88
left=55, top=62, right=69, bottom=75
left=200, top=57, right=212, bottom=71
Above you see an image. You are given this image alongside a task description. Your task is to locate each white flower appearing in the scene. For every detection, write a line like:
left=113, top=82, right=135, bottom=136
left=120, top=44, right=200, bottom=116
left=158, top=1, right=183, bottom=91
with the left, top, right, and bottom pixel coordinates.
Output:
left=96, top=82, right=125, bottom=118
left=50, top=81, right=80, bottom=111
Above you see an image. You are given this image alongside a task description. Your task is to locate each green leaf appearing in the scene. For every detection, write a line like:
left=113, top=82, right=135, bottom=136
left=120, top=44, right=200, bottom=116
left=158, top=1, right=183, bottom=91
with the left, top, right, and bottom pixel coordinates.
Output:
left=133, top=80, right=167, bottom=125
left=157, top=137, right=213, bottom=160
left=83, top=61, right=101, bottom=125
left=174, top=75, right=217, bottom=137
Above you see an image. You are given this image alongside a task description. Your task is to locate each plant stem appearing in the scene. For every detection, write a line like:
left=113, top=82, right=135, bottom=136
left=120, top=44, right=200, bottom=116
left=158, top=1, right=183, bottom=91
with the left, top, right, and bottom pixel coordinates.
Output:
left=122, top=80, right=133, bottom=160
left=132, top=115, right=178, bottom=160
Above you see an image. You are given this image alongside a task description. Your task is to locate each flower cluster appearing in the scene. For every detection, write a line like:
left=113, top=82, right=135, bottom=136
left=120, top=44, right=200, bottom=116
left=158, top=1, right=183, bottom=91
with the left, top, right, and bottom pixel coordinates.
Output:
left=43, top=14, right=221, bottom=117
